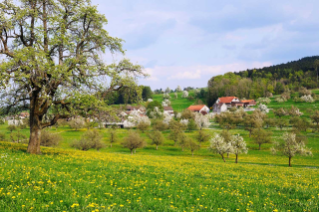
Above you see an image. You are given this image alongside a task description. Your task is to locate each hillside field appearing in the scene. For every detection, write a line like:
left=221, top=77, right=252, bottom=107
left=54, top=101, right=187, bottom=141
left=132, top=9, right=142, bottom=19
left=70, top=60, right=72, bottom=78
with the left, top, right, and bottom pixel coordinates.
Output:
left=1, top=90, right=319, bottom=211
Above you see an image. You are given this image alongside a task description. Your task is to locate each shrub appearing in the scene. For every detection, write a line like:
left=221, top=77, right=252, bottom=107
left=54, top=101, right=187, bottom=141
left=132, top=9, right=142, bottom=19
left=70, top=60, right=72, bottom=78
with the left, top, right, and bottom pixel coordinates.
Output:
left=7, top=125, right=17, bottom=133
left=257, top=97, right=271, bottom=105
left=181, top=109, right=195, bottom=120
left=299, top=87, right=311, bottom=97
left=0, top=132, right=6, bottom=141
left=10, top=130, right=27, bottom=143
left=122, top=131, right=145, bottom=154
left=148, top=130, right=165, bottom=150
left=71, top=130, right=104, bottom=151
left=108, top=129, right=117, bottom=148
left=275, top=96, right=287, bottom=103
left=137, top=121, right=150, bottom=132
left=40, top=130, right=62, bottom=147
left=187, top=119, right=198, bottom=131
left=152, top=120, right=168, bottom=131
left=69, top=118, right=85, bottom=131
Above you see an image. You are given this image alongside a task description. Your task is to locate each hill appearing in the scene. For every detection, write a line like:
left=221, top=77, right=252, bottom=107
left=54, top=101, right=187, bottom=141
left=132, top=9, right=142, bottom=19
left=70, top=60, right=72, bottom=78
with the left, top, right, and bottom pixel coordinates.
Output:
left=207, top=56, right=319, bottom=106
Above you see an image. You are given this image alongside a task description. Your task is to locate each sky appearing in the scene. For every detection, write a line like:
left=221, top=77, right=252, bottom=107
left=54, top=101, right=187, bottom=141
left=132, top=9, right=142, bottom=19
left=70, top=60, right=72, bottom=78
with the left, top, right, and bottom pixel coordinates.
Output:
left=93, top=0, right=319, bottom=90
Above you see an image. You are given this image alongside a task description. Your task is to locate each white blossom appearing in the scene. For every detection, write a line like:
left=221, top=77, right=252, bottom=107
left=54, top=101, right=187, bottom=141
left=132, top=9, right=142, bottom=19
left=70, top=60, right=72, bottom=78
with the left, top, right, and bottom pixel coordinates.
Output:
left=182, top=90, right=189, bottom=98
left=209, top=135, right=233, bottom=162
left=257, top=97, right=271, bottom=104
left=258, top=104, right=269, bottom=113
left=194, top=113, right=210, bottom=129
left=147, top=99, right=153, bottom=102
left=163, top=92, right=170, bottom=99
left=180, top=119, right=189, bottom=126
left=148, top=107, right=163, bottom=119
left=162, top=99, right=171, bottom=107
left=176, top=86, right=182, bottom=92
left=300, top=95, right=314, bottom=103
left=176, top=112, right=182, bottom=119
left=163, top=112, right=173, bottom=125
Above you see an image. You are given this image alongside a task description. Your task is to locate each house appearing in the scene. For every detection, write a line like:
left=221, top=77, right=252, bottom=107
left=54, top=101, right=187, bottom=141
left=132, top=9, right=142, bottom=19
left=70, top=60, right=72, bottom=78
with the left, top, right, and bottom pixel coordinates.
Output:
left=163, top=106, right=174, bottom=116
left=187, top=105, right=210, bottom=115
left=241, top=100, right=256, bottom=107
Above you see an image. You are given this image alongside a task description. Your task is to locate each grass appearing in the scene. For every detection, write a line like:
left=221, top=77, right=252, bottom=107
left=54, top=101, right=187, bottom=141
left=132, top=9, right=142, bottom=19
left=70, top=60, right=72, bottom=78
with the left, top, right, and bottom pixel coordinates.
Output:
left=1, top=89, right=319, bottom=211
left=152, top=90, right=204, bottom=112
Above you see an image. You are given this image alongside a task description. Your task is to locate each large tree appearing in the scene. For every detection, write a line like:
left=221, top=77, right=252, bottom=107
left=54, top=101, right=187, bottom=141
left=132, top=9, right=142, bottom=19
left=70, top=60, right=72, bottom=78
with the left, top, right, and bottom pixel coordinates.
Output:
left=0, top=0, right=143, bottom=154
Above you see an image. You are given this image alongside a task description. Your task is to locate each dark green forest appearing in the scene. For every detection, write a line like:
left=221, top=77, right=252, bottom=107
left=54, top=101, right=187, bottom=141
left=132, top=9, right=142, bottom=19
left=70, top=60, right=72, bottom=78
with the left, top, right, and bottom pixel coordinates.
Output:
left=207, top=56, right=319, bottom=106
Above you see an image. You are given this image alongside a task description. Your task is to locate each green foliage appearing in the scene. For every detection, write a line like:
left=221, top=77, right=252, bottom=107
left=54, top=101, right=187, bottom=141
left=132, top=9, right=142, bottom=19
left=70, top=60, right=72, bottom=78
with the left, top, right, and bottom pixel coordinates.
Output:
left=142, top=86, right=153, bottom=101
left=122, top=131, right=145, bottom=154
left=40, top=130, right=62, bottom=147
left=148, top=130, right=165, bottom=150
left=7, top=125, right=17, bottom=133
left=71, top=130, right=104, bottom=151
left=108, top=129, right=118, bottom=148
left=187, top=119, right=198, bottom=131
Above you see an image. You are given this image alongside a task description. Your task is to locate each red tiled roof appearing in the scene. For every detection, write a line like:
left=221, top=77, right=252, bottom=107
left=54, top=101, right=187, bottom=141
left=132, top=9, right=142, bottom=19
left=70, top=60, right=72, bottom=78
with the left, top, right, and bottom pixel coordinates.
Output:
left=241, top=100, right=255, bottom=103
left=218, top=96, right=238, bottom=104
left=187, top=105, right=207, bottom=111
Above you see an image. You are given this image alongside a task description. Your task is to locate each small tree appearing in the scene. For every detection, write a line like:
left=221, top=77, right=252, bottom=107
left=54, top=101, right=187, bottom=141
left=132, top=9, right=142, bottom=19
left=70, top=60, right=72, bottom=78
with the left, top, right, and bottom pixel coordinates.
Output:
left=288, top=106, right=303, bottom=117
left=188, top=139, right=200, bottom=156
left=181, top=109, right=195, bottom=120
left=178, top=133, right=190, bottom=151
left=7, top=125, right=17, bottom=133
left=271, top=132, right=312, bottom=167
left=264, top=117, right=276, bottom=128
left=168, top=120, right=185, bottom=145
left=244, top=114, right=263, bottom=137
left=276, top=118, right=288, bottom=131
left=230, top=134, right=248, bottom=163
left=152, top=120, right=168, bottom=131
left=148, top=130, right=165, bottom=150
left=109, top=129, right=118, bottom=148
left=182, top=91, right=189, bottom=98
left=176, top=86, right=182, bottom=92
left=137, top=121, right=150, bottom=133
left=251, top=128, right=272, bottom=150
left=69, top=118, right=85, bottom=131
left=187, top=119, right=198, bottom=131
left=194, top=113, right=210, bottom=130
left=209, top=135, right=232, bottom=162
left=220, top=130, right=233, bottom=158
left=40, top=130, right=62, bottom=147
left=274, top=108, right=287, bottom=119
left=311, top=110, right=319, bottom=130
left=71, top=130, right=104, bottom=151
left=195, top=130, right=211, bottom=147
left=122, top=131, right=145, bottom=154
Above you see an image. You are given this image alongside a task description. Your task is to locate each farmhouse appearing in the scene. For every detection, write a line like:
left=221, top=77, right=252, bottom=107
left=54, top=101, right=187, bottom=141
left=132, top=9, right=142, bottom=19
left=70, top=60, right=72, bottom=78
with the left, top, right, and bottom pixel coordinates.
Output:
left=241, top=99, right=256, bottom=107
left=213, top=96, right=247, bottom=113
left=163, top=106, right=174, bottom=116
left=126, top=105, right=146, bottom=114
left=187, top=105, right=210, bottom=115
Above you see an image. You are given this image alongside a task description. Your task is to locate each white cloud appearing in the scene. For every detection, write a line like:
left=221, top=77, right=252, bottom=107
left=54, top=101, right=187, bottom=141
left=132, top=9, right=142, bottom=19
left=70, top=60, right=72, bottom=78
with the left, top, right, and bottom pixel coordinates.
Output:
left=168, top=69, right=201, bottom=80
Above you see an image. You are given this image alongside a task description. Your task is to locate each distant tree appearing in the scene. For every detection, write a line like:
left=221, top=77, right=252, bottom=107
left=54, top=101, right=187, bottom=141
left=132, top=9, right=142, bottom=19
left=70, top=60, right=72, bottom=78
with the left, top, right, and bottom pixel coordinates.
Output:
left=165, top=87, right=171, bottom=93
left=311, top=110, right=319, bottom=128
left=276, top=118, right=289, bottom=131
left=209, top=135, right=232, bottom=162
left=146, top=101, right=164, bottom=118
left=194, top=113, right=210, bottom=130
left=263, top=117, right=276, bottom=128
left=288, top=106, right=303, bottom=117
left=152, top=120, right=168, bottom=131
left=315, top=60, right=319, bottom=87
left=122, top=131, right=145, bottom=154
left=137, top=121, right=150, bottom=133
left=178, top=133, right=190, bottom=151
left=244, top=114, right=263, bottom=137
left=274, top=108, right=287, bottom=119
left=182, top=91, right=189, bottom=98
left=148, top=130, right=165, bottom=150
left=272, top=132, right=312, bottom=167
left=189, top=139, right=200, bottom=156
left=142, top=86, right=153, bottom=101
left=174, top=93, right=178, bottom=99
left=290, top=117, right=310, bottom=133
left=187, top=119, right=198, bottom=131
left=181, top=109, right=195, bottom=120
left=0, top=133, right=6, bottom=142
left=71, top=130, right=104, bottom=151
left=69, top=118, right=85, bottom=131
left=40, top=130, right=62, bottom=147
left=10, top=129, right=27, bottom=144
left=195, top=130, right=211, bottom=147
left=168, top=120, right=185, bottom=145
left=7, top=125, right=17, bottom=133
left=176, top=86, right=182, bottom=92
left=230, top=134, right=248, bottom=164
left=108, top=129, right=118, bottom=148
left=251, top=128, right=272, bottom=150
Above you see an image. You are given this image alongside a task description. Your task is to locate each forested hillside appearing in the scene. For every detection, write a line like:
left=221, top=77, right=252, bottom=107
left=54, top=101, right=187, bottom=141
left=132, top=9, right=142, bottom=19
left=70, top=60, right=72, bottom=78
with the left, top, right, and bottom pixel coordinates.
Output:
left=207, top=56, right=319, bottom=106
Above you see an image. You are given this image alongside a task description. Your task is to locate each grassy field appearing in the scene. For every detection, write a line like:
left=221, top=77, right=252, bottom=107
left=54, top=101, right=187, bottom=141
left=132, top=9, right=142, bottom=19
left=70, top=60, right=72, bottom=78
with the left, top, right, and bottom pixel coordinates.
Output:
left=152, top=90, right=204, bottom=112
left=1, top=90, right=319, bottom=211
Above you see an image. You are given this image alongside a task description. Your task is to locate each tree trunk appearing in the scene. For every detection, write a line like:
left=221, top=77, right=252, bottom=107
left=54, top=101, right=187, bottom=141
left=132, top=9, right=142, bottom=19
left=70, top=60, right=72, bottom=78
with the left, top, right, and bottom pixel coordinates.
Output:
left=27, top=95, right=43, bottom=154
left=235, top=154, right=238, bottom=163
left=259, top=144, right=261, bottom=150
left=289, top=156, right=292, bottom=167
left=192, top=151, right=194, bottom=157
left=221, top=154, right=226, bottom=162
left=110, top=143, right=113, bottom=148
left=130, top=149, right=133, bottom=155
left=156, top=145, right=158, bottom=150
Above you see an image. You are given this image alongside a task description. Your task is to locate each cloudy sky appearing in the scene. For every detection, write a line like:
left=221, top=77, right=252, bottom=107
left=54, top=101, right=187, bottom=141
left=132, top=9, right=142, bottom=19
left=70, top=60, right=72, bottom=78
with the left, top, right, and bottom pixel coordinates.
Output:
left=93, top=0, right=319, bottom=90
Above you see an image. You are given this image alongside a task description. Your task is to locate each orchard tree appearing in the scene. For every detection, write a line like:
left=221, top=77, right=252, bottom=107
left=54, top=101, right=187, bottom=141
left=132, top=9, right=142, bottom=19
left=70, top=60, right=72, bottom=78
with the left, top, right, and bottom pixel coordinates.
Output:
left=230, top=134, right=248, bottom=163
left=148, top=130, right=165, bottom=150
left=0, top=0, right=143, bottom=154
left=176, top=86, right=182, bottom=92
left=194, top=113, right=210, bottom=130
left=251, top=128, right=272, bottom=150
left=108, top=128, right=118, bottom=148
left=188, top=139, right=200, bottom=156
left=195, top=130, right=211, bottom=147
left=122, top=131, right=145, bottom=154
left=272, top=132, right=312, bottom=167
left=209, top=134, right=232, bottom=162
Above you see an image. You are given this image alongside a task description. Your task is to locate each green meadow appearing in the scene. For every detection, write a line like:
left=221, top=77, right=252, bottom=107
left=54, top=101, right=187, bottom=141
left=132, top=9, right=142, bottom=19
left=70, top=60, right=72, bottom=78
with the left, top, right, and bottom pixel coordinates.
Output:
left=1, top=90, right=319, bottom=211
